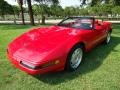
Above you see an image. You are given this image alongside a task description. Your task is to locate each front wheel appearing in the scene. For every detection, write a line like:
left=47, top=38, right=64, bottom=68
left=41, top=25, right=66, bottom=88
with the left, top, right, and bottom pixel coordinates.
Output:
left=65, top=45, right=83, bottom=71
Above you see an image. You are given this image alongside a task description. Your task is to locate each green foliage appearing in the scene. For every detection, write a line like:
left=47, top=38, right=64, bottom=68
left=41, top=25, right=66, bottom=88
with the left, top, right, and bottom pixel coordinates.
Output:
left=64, top=7, right=76, bottom=16
left=32, top=4, right=39, bottom=16
left=88, top=4, right=114, bottom=16
left=0, top=0, right=13, bottom=17
left=12, top=5, right=21, bottom=17
left=108, top=0, right=120, bottom=6
left=80, top=0, right=120, bottom=6
left=32, top=4, right=50, bottom=16
left=112, top=6, right=120, bottom=15
left=89, top=6, right=99, bottom=15
left=50, top=4, right=63, bottom=17
left=33, top=0, right=59, bottom=24
left=33, top=0, right=59, bottom=16
left=0, top=0, right=120, bottom=20
left=32, top=3, right=120, bottom=17
left=79, top=8, right=88, bottom=15
left=63, top=6, right=89, bottom=16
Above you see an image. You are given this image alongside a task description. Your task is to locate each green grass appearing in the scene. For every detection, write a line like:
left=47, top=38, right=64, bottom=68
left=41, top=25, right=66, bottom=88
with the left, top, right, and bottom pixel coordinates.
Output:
left=0, top=24, right=120, bottom=90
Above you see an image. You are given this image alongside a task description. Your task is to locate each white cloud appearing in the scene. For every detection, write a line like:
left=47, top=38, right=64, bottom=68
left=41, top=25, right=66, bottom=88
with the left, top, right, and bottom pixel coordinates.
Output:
left=5, top=0, right=80, bottom=8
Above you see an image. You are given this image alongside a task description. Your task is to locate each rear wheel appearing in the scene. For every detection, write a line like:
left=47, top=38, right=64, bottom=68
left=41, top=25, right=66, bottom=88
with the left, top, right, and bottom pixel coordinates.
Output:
left=65, top=44, right=84, bottom=71
left=105, top=32, right=111, bottom=44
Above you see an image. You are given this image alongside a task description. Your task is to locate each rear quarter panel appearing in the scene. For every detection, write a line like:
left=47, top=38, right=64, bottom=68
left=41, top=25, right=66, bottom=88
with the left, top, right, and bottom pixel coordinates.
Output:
left=103, top=21, right=112, bottom=32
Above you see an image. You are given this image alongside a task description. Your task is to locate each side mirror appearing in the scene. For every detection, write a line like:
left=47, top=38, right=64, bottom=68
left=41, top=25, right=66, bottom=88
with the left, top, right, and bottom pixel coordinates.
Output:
left=95, top=25, right=102, bottom=30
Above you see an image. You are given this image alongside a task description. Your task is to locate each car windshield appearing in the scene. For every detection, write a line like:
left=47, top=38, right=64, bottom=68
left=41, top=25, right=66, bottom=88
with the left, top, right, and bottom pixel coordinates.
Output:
left=58, top=17, right=94, bottom=29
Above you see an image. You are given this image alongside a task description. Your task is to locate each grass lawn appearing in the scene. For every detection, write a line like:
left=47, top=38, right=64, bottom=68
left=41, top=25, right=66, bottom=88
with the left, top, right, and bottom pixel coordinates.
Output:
left=0, top=24, right=120, bottom=90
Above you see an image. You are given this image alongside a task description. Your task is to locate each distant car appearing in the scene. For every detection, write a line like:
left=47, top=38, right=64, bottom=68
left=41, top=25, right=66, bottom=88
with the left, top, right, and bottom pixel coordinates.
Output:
left=7, top=17, right=112, bottom=75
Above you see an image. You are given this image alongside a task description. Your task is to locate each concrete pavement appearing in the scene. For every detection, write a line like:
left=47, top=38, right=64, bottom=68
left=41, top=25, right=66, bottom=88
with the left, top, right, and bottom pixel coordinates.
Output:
left=0, top=19, right=120, bottom=24
left=0, top=19, right=62, bottom=24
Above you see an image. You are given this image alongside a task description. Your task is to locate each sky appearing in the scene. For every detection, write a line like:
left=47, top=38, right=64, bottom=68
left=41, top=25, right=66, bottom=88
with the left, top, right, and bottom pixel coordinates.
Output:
left=5, top=0, right=80, bottom=8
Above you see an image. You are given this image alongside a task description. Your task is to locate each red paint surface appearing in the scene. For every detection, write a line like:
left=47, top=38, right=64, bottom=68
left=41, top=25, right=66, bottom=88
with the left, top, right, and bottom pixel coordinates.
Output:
left=7, top=20, right=112, bottom=75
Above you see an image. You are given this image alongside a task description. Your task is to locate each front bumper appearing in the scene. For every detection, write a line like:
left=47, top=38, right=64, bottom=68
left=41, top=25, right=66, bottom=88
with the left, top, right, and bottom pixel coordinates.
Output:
left=7, top=53, right=64, bottom=75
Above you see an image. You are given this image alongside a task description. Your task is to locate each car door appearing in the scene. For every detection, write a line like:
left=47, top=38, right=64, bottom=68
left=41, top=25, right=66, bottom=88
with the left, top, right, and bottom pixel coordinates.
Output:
left=81, top=29, right=100, bottom=51
left=94, top=24, right=107, bottom=42
left=81, top=25, right=106, bottom=51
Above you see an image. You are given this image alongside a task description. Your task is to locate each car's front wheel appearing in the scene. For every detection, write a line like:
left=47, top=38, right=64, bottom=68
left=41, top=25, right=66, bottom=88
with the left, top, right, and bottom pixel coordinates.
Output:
left=66, top=44, right=83, bottom=71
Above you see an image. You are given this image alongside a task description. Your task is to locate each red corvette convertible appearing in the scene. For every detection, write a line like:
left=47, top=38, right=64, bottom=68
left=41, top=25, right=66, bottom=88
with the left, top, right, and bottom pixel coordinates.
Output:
left=7, top=17, right=112, bottom=75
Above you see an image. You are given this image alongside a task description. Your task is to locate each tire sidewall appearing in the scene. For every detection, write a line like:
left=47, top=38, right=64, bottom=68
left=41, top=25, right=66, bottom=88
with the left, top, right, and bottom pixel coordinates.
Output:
left=106, top=32, right=111, bottom=44
left=65, top=44, right=84, bottom=71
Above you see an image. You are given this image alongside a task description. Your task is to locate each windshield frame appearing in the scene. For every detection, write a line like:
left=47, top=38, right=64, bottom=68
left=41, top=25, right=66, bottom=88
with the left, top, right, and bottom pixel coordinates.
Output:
left=57, top=17, right=95, bottom=30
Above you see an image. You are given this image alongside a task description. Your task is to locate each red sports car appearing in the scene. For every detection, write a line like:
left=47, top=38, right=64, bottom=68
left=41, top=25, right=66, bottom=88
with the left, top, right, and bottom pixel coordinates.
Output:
left=7, top=17, right=112, bottom=75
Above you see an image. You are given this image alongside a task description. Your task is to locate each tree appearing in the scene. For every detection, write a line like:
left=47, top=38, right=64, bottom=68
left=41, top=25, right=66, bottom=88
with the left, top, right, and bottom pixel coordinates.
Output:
left=80, top=0, right=101, bottom=6
left=16, top=0, right=25, bottom=25
left=32, top=4, right=50, bottom=24
left=0, top=0, right=13, bottom=20
left=80, top=0, right=120, bottom=6
left=64, top=6, right=87, bottom=17
left=0, top=0, right=5, bottom=19
left=50, top=4, right=63, bottom=17
left=88, top=4, right=113, bottom=17
left=74, top=7, right=81, bottom=16
left=79, top=8, right=88, bottom=16
left=16, top=0, right=35, bottom=25
left=32, top=4, right=39, bottom=17
left=112, top=6, right=120, bottom=17
left=12, top=5, right=21, bottom=18
left=26, top=0, right=35, bottom=25
left=64, top=7, right=71, bottom=17
left=64, top=7, right=75, bottom=17
left=99, top=4, right=113, bottom=17
left=108, top=0, right=120, bottom=6
left=34, top=0, right=59, bottom=24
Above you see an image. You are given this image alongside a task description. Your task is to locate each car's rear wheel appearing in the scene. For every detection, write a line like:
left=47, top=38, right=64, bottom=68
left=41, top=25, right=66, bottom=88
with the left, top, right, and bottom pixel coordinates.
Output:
left=105, top=32, right=111, bottom=44
left=65, top=44, right=84, bottom=71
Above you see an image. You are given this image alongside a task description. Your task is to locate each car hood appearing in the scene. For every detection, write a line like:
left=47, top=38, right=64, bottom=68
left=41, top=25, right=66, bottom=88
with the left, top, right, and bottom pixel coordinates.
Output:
left=8, top=26, right=79, bottom=65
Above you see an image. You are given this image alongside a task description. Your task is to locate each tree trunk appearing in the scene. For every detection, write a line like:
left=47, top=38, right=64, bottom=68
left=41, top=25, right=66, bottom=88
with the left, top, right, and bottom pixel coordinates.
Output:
left=13, top=14, right=16, bottom=24
left=20, top=4, right=25, bottom=25
left=26, top=0, right=35, bottom=26
left=1, top=13, right=5, bottom=20
left=17, top=14, right=19, bottom=19
left=41, top=15, right=45, bottom=24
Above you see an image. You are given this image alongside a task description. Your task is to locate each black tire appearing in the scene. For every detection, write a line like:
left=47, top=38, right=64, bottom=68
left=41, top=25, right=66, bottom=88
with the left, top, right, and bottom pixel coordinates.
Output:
left=104, top=31, right=111, bottom=44
left=65, top=44, right=84, bottom=71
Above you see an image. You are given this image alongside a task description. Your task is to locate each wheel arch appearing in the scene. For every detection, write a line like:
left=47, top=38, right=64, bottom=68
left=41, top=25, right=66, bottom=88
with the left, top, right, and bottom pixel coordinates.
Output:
left=65, top=41, right=85, bottom=71
left=66, top=41, right=86, bottom=56
left=109, top=28, right=112, bottom=33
